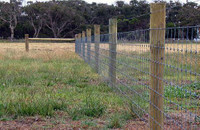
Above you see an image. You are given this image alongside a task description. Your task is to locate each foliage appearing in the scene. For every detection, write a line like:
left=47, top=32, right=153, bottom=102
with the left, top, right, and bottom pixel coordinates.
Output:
left=0, top=0, right=200, bottom=39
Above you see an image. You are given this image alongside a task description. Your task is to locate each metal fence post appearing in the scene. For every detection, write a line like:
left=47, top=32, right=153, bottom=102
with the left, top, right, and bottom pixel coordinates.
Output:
left=82, top=31, right=85, bottom=59
left=94, top=25, right=100, bottom=73
left=149, top=3, right=166, bottom=130
left=109, top=19, right=117, bottom=87
left=86, top=29, right=91, bottom=64
left=25, top=34, right=29, bottom=52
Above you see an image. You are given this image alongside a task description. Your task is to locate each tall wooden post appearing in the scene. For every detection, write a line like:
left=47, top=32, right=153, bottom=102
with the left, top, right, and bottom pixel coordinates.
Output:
left=149, top=3, right=166, bottom=130
left=94, top=25, right=100, bottom=73
left=25, top=34, right=29, bottom=52
left=86, top=29, right=91, bottom=64
left=82, top=31, right=85, bottom=59
left=109, top=18, right=117, bottom=87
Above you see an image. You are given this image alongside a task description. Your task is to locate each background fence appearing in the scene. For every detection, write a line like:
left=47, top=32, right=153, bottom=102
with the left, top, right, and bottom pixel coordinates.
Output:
left=75, top=3, right=199, bottom=130
left=24, top=34, right=75, bottom=52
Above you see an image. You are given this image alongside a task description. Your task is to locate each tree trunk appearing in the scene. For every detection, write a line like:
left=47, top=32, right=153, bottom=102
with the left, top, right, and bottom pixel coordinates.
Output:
left=52, top=29, right=58, bottom=38
left=35, top=32, right=39, bottom=38
left=10, top=26, right=14, bottom=41
left=33, top=31, right=37, bottom=38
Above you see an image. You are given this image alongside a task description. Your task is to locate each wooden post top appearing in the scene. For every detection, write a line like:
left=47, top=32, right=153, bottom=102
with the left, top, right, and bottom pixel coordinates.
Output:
left=94, top=25, right=100, bottom=35
left=86, top=29, right=91, bottom=36
left=150, top=3, right=166, bottom=29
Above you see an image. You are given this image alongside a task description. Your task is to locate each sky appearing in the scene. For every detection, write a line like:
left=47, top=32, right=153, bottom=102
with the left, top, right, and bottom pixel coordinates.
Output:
left=0, top=0, right=199, bottom=6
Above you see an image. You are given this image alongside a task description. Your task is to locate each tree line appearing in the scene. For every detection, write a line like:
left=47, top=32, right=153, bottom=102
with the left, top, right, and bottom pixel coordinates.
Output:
left=0, top=0, right=199, bottom=40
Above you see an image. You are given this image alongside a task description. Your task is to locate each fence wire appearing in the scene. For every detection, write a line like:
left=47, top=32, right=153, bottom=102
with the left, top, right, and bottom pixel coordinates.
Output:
left=75, top=26, right=200, bottom=129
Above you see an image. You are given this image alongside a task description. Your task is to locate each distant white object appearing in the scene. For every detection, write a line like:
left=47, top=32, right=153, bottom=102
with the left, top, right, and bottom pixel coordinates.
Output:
left=193, top=38, right=200, bottom=42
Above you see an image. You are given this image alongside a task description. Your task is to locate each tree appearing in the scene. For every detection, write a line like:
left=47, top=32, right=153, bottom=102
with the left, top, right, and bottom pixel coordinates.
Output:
left=177, top=2, right=200, bottom=26
left=0, top=1, right=21, bottom=40
left=166, top=1, right=182, bottom=26
left=24, top=2, right=45, bottom=38
left=116, top=1, right=125, bottom=8
left=43, top=2, right=82, bottom=38
left=0, top=0, right=199, bottom=39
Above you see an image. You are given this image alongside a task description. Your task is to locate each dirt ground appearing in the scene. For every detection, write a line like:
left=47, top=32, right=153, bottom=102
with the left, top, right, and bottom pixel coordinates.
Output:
left=0, top=113, right=198, bottom=130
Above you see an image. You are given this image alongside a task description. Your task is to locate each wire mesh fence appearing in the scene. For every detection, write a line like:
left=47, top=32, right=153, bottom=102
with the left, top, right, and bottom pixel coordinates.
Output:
left=75, top=25, right=200, bottom=129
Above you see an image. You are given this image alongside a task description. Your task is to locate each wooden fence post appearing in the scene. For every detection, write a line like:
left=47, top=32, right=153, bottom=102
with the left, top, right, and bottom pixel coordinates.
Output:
left=109, top=18, right=117, bottom=87
left=82, top=31, right=85, bottom=59
left=149, top=3, right=166, bottom=130
left=94, top=25, right=100, bottom=73
left=86, top=29, right=91, bottom=64
left=75, top=34, right=78, bottom=53
left=78, top=33, right=82, bottom=56
left=25, top=34, right=29, bottom=52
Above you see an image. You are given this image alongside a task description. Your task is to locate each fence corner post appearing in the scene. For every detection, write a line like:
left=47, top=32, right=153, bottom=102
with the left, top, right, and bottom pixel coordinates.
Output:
left=149, top=3, right=166, bottom=130
left=86, top=28, right=91, bottom=64
left=25, top=34, right=29, bottom=52
left=94, top=25, right=100, bottom=73
left=109, top=18, right=117, bottom=87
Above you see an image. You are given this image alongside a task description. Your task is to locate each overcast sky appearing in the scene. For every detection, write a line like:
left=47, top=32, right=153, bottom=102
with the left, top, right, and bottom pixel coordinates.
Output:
left=0, top=0, right=198, bottom=5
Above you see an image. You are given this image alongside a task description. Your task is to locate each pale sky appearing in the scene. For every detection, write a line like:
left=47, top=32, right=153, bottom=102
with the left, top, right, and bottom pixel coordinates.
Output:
left=0, top=0, right=199, bottom=5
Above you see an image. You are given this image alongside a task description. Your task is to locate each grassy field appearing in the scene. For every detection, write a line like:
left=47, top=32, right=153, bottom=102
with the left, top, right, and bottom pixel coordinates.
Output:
left=0, top=43, right=139, bottom=129
left=88, top=42, right=200, bottom=129
left=0, top=42, right=199, bottom=129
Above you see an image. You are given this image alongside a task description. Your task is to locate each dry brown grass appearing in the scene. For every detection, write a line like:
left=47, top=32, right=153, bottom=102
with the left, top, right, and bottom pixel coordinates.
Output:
left=0, top=43, right=76, bottom=60
left=94, top=43, right=200, bottom=53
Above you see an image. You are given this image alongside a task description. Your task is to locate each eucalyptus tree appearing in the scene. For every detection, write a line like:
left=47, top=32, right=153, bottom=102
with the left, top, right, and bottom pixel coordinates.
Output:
left=177, top=2, right=200, bottom=26
left=43, top=2, right=83, bottom=38
left=24, top=2, right=45, bottom=38
left=0, top=1, right=21, bottom=40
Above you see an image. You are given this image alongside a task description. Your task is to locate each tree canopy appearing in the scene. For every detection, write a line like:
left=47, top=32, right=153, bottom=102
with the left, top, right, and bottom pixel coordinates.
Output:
left=0, top=0, right=199, bottom=39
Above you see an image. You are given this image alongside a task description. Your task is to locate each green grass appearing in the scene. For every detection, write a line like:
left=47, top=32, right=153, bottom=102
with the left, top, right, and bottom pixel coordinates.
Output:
left=1, top=47, right=199, bottom=128
left=0, top=51, right=136, bottom=129
left=67, top=94, right=107, bottom=120
left=107, top=114, right=122, bottom=128
left=95, top=50, right=200, bottom=113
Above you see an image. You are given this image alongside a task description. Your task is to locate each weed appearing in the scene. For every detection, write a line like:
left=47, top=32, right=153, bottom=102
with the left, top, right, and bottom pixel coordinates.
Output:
left=107, top=114, right=122, bottom=128
left=164, top=85, right=198, bottom=98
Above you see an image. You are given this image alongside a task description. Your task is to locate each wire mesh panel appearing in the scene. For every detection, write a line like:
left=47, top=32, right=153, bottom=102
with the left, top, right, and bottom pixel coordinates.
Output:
left=163, top=26, right=200, bottom=129
left=117, top=30, right=151, bottom=129
left=75, top=26, right=200, bottom=129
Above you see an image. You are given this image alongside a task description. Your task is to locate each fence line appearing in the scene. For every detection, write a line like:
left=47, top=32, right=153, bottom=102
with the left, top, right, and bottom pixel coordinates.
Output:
left=24, top=35, right=75, bottom=52
left=75, top=3, right=199, bottom=130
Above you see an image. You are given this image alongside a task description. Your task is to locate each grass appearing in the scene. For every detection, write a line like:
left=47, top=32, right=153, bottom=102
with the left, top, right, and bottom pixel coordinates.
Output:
left=0, top=44, right=136, bottom=129
left=91, top=44, right=200, bottom=114
left=67, top=94, right=107, bottom=120
left=107, top=114, right=122, bottom=128
left=0, top=42, right=199, bottom=128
